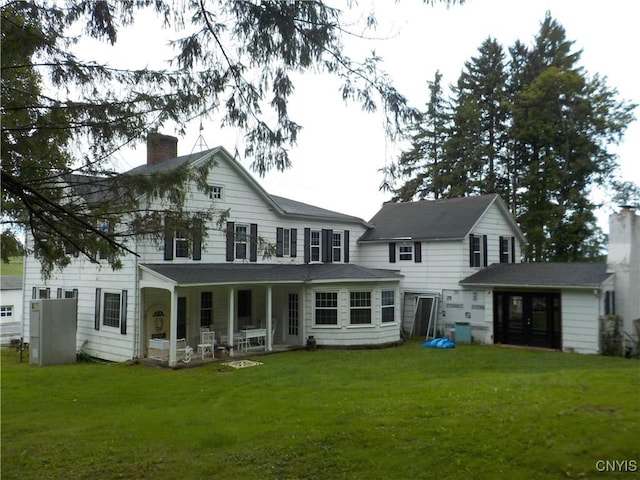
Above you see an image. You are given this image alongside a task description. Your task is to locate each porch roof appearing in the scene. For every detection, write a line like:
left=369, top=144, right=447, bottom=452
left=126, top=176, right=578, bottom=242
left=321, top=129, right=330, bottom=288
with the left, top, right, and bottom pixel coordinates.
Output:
left=459, top=262, right=612, bottom=289
left=140, top=263, right=403, bottom=286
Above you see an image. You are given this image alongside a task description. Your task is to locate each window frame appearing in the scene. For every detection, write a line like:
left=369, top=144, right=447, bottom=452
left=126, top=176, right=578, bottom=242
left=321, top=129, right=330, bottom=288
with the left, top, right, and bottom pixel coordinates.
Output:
left=472, top=235, right=482, bottom=267
left=314, top=291, right=338, bottom=326
left=200, top=291, right=213, bottom=327
left=235, top=224, right=248, bottom=260
left=174, top=230, right=189, bottom=258
left=349, top=291, right=372, bottom=325
left=381, top=290, right=395, bottom=323
left=102, top=291, right=122, bottom=328
left=0, top=305, right=13, bottom=317
left=310, top=230, right=321, bottom=262
left=398, top=244, right=413, bottom=261
left=332, top=232, right=342, bottom=262
left=208, top=185, right=224, bottom=201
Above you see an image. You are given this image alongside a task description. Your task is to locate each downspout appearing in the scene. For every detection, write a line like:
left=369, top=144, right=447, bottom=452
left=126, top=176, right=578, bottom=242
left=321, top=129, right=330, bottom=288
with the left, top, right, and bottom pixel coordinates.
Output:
left=133, top=239, right=140, bottom=360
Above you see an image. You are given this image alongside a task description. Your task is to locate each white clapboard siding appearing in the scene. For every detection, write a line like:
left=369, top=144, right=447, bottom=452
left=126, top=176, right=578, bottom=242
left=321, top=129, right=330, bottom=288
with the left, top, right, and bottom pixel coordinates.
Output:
left=561, top=290, right=601, bottom=354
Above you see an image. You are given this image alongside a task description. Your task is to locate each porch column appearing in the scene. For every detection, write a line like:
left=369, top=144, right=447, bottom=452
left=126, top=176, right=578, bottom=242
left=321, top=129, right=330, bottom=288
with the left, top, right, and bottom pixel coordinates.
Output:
left=266, top=285, right=273, bottom=351
left=168, top=286, right=178, bottom=367
left=228, top=287, right=235, bottom=357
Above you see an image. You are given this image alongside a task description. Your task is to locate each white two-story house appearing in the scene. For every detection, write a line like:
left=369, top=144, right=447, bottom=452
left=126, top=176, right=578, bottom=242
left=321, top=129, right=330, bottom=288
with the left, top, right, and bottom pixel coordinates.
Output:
left=22, top=134, right=403, bottom=366
left=22, top=134, right=637, bottom=362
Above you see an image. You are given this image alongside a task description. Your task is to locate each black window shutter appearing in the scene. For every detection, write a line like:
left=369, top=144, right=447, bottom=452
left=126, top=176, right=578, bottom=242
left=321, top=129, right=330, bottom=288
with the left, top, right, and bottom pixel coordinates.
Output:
left=291, top=228, right=297, bottom=258
left=511, top=236, right=516, bottom=263
left=32, top=287, right=36, bottom=299
left=483, top=235, right=488, bottom=267
left=389, top=243, right=396, bottom=263
left=164, top=217, right=173, bottom=260
left=120, top=290, right=128, bottom=335
left=94, top=288, right=101, bottom=330
left=192, top=218, right=202, bottom=261
left=276, top=227, right=284, bottom=257
left=250, top=223, right=258, bottom=262
left=322, top=229, right=332, bottom=263
left=469, top=234, right=475, bottom=267
left=611, top=291, right=616, bottom=315
left=304, top=228, right=311, bottom=264
left=226, top=222, right=235, bottom=261
left=499, top=236, right=506, bottom=263
left=344, top=230, right=350, bottom=263
left=414, top=242, right=422, bottom=263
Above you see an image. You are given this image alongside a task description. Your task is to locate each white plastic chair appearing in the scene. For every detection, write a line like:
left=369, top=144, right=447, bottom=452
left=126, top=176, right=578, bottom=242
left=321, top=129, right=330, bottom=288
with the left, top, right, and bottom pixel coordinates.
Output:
left=197, top=331, right=216, bottom=359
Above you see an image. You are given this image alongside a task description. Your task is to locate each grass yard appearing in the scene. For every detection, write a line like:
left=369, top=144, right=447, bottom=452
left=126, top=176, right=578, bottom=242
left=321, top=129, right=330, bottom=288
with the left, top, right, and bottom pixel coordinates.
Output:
left=0, top=256, right=24, bottom=276
left=2, top=342, right=639, bottom=479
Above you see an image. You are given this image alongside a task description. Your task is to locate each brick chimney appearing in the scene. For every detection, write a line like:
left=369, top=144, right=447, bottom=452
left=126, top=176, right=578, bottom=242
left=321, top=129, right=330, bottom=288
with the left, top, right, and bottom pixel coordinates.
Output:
left=147, top=133, right=178, bottom=165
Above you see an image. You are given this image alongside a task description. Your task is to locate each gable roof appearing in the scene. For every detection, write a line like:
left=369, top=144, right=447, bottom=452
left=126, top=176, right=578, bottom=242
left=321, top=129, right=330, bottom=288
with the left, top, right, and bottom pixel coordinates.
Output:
left=459, top=262, right=612, bottom=289
left=125, top=146, right=368, bottom=225
left=140, top=263, right=402, bottom=286
left=359, top=194, right=524, bottom=243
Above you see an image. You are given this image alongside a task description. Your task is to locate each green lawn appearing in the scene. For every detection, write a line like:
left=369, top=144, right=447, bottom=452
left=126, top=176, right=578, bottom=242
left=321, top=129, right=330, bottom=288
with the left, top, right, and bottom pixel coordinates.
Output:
left=2, top=343, right=639, bottom=479
left=1, top=256, right=23, bottom=276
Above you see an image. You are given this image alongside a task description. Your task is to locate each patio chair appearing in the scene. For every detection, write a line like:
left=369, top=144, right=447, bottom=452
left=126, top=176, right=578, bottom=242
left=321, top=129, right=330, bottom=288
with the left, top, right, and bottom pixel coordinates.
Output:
left=197, top=331, right=216, bottom=359
left=176, top=338, right=192, bottom=363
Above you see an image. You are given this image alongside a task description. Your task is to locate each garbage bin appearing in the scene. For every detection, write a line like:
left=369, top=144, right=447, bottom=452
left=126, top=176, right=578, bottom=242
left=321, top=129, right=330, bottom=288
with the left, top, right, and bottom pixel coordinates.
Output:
left=454, top=322, right=471, bottom=344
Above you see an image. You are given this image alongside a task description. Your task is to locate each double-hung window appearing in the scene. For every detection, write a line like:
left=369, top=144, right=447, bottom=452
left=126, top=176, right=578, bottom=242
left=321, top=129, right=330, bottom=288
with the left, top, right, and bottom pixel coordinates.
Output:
left=315, top=292, right=338, bottom=325
left=103, top=292, right=122, bottom=328
left=332, top=232, right=342, bottom=262
left=201, top=291, right=213, bottom=327
left=381, top=291, right=395, bottom=323
left=174, top=230, right=189, bottom=258
left=469, top=234, right=487, bottom=267
left=350, top=291, right=371, bottom=325
left=399, top=244, right=413, bottom=261
left=310, top=230, right=321, bottom=262
left=235, top=224, right=248, bottom=259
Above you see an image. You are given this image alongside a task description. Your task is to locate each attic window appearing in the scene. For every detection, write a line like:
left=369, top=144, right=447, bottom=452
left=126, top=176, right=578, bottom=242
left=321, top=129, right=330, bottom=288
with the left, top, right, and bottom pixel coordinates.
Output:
left=209, top=185, right=223, bottom=200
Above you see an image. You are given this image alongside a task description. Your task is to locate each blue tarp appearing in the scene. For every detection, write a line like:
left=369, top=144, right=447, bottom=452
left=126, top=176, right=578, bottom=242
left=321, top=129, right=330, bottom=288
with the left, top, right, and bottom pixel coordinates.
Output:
left=422, top=337, right=456, bottom=349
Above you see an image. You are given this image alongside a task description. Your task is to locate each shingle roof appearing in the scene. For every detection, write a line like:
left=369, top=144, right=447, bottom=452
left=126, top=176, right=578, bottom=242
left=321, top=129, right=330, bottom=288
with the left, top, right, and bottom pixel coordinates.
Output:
left=459, top=262, right=611, bottom=289
left=67, top=146, right=368, bottom=225
left=141, top=263, right=402, bottom=285
left=359, top=194, right=504, bottom=242
left=1, top=276, right=23, bottom=290
left=270, top=195, right=365, bottom=223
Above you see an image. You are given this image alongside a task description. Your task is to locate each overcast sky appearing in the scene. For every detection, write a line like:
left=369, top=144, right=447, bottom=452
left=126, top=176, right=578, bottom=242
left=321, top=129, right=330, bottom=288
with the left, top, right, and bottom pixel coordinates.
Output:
left=107, top=0, right=639, bottom=226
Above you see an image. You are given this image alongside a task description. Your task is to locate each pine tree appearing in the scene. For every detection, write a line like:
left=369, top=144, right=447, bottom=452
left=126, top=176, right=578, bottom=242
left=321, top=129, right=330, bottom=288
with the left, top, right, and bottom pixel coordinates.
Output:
left=444, top=37, right=509, bottom=197
left=393, top=71, right=452, bottom=201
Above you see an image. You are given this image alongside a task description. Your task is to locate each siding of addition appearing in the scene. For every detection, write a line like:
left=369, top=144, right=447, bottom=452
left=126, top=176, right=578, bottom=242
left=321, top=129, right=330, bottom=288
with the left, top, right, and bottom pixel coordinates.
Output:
left=562, top=290, right=601, bottom=354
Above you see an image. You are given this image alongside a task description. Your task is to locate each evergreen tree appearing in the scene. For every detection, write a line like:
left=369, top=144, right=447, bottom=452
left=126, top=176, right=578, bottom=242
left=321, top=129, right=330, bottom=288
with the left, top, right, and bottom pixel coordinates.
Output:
left=1, top=0, right=459, bottom=277
left=392, top=70, right=452, bottom=201
left=511, top=14, right=635, bottom=261
left=443, top=37, right=509, bottom=197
